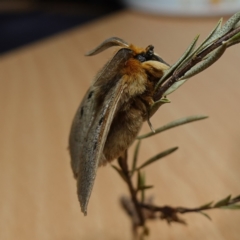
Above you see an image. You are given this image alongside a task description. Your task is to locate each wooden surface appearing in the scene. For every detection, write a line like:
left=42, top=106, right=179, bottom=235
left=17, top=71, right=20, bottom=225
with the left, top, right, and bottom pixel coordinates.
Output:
left=0, top=10, right=240, bottom=240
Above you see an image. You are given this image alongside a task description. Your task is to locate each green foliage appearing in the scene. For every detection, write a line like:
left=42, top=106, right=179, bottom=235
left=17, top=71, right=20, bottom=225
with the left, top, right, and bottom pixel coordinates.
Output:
left=214, top=195, right=231, bottom=207
left=136, top=147, right=178, bottom=171
left=111, top=164, right=126, bottom=182
left=199, top=211, right=212, bottom=221
left=138, top=115, right=208, bottom=140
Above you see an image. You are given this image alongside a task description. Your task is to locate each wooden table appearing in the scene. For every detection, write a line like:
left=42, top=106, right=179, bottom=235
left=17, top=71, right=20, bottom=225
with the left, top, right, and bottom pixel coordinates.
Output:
left=0, top=10, right=240, bottom=240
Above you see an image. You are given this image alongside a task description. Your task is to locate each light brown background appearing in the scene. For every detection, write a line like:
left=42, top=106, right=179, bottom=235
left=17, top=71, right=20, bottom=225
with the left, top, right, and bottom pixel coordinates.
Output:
left=0, top=10, right=240, bottom=240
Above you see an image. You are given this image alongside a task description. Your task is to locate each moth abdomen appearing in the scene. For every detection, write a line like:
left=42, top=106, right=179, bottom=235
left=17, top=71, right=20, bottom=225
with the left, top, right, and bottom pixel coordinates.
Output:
left=102, top=101, right=145, bottom=165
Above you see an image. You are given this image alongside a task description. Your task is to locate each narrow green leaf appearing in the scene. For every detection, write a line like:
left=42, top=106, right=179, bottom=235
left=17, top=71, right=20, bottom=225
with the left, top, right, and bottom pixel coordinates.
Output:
left=196, top=18, right=223, bottom=52
left=138, top=115, right=208, bottom=140
left=225, top=31, right=240, bottom=47
left=137, top=147, right=178, bottom=171
left=161, top=19, right=223, bottom=94
left=199, top=201, right=214, bottom=210
left=234, top=19, right=240, bottom=29
left=155, top=35, right=199, bottom=89
left=111, top=165, right=127, bottom=182
left=233, top=195, right=240, bottom=200
left=164, top=79, right=187, bottom=96
left=221, top=204, right=240, bottom=210
left=176, top=19, right=223, bottom=73
left=131, top=140, right=141, bottom=175
left=137, top=185, right=154, bottom=191
left=180, top=43, right=226, bottom=80
left=199, top=11, right=240, bottom=50
left=215, top=11, right=240, bottom=39
left=199, top=211, right=212, bottom=221
left=137, top=171, right=145, bottom=189
left=148, top=97, right=171, bottom=119
left=214, top=195, right=231, bottom=207
left=137, top=171, right=146, bottom=203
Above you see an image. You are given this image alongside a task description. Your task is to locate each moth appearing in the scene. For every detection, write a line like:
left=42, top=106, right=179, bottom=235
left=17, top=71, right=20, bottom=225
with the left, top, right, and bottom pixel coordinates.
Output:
left=69, top=37, right=169, bottom=215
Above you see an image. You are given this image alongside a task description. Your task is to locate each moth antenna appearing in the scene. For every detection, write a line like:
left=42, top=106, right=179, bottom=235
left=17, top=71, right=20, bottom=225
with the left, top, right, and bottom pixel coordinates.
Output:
left=147, top=117, right=156, bottom=133
left=86, top=37, right=129, bottom=56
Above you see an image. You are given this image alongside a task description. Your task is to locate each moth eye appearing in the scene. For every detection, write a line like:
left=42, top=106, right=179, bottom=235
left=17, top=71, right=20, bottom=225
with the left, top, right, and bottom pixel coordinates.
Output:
left=136, top=54, right=146, bottom=62
left=88, top=91, right=94, bottom=99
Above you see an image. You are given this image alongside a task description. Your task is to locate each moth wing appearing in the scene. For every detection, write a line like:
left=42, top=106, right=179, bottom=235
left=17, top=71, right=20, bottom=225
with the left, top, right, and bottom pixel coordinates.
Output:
left=69, top=48, right=132, bottom=215
left=78, top=80, right=126, bottom=215
left=69, top=89, right=96, bottom=177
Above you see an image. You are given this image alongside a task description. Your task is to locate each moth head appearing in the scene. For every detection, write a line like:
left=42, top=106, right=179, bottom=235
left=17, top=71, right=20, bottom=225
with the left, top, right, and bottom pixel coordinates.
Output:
left=86, top=37, right=169, bottom=65
left=86, top=37, right=170, bottom=77
left=132, top=44, right=170, bottom=78
left=134, top=45, right=169, bottom=66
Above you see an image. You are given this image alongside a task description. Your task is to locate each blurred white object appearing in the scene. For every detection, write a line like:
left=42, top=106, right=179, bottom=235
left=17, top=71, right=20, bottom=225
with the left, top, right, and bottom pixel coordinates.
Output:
left=122, top=0, right=240, bottom=16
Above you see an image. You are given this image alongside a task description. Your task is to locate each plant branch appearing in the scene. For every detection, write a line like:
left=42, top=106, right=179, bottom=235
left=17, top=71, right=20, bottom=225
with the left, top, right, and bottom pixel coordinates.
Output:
left=118, top=152, right=145, bottom=226
left=139, top=194, right=240, bottom=223
left=153, top=26, right=240, bottom=101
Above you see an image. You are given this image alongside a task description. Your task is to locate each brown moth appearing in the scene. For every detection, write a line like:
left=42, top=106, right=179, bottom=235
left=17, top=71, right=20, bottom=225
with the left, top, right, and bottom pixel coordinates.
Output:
left=69, top=37, right=169, bottom=215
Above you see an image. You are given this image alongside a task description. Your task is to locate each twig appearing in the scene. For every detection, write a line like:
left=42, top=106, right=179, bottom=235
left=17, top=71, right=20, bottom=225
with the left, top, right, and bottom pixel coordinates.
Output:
left=139, top=194, right=240, bottom=222
left=118, top=152, right=145, bottom=226
left=154, top=26, right=240, bottom=101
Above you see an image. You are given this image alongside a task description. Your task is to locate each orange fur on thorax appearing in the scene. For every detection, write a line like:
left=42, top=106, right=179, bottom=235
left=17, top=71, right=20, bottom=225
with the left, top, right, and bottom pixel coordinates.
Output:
left=129, top=44, right=145, bottom=55
left=123, top=58, right=145, bottom=75
left=121, top=58, right=147, bottom=97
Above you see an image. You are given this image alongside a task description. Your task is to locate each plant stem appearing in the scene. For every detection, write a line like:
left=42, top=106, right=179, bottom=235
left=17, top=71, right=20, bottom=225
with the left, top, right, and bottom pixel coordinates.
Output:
left=118, top=151, right=145, bottom=226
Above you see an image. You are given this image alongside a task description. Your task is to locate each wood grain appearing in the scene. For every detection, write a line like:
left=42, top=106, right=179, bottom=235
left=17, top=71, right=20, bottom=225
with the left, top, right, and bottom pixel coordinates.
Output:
left=0, top=10, right=239, bottom=240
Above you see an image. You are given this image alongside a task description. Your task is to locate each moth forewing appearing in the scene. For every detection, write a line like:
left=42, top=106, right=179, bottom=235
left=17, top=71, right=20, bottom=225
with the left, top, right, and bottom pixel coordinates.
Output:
left=69, top=47, right=133, bottom=215
left=69, top=48, right=132, bottom=177
left=77, top=81, right=126, bottom=215
left=69, top=89, right=96, bottom=178
left=92, top=48, right=132, bottom=86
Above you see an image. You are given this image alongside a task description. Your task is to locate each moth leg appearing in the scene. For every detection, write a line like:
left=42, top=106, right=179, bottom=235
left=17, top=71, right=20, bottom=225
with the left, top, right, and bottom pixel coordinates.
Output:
left=147, top=116, right=155, bottom=133
left=148, top=97, right=171, bottom=119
